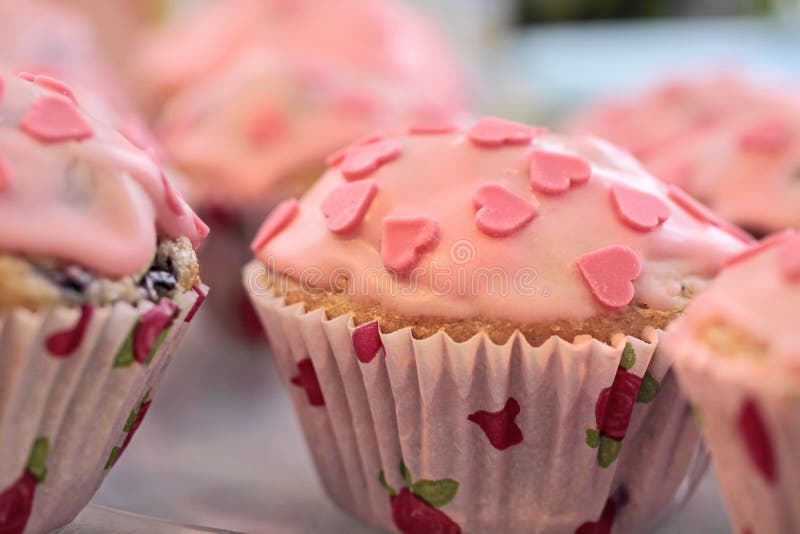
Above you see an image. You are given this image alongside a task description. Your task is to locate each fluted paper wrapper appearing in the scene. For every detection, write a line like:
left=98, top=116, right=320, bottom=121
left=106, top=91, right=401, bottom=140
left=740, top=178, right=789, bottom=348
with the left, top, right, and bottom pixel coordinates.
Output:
left=0, top=286, right=206, bottom=534
left=246, top=264, right=705, bottom=533
left=674, top=349, right=800, bottom=534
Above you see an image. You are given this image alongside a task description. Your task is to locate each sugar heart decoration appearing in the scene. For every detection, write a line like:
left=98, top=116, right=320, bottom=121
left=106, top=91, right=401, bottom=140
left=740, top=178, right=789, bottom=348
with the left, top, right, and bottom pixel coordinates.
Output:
left=341, top=139, right=402, bottom=180
left=251, top=198, right=299, bottom=252
left=193, top=213, right=210, bottom=241
left=0, top=154, right=11, bottom=191
left=20, top=94, right=94, bottom=143
left=667, top=185, right=718, bottom=226
left=160, top=171, right=185, bottom=216
left=326, top=131, right=386, bottom=167
left=473, top=183, right=537, bottom=237
left=381, top=215, right=440, bottom=275
left=321, top=179, right=378, bottom=234
left=529, top=149, right=592, bottom=195
left=577, top=245, right=641, bottom=309
left=467, top=117, right=544, bottom=147
left=33, top=75, right=79, bottom=106
left=739, top=120, right=792, bottom=154
left=779, top=233, right=800, bottom=282
left=610, top=185, right=670, bottom=232
left=352, top=321, right=383, bottom=363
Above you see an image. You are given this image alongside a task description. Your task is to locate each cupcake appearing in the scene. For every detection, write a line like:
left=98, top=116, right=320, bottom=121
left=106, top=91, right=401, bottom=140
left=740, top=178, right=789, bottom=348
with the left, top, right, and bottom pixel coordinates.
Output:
left=571, top=73, right=800, bottom=236
left=664, top=230, right=800, bottom=534
left=244, top=117, right=747, bottom=532
left=136, top=0, right=468, bottom=338
left=0, top=71, right=208, bottom=533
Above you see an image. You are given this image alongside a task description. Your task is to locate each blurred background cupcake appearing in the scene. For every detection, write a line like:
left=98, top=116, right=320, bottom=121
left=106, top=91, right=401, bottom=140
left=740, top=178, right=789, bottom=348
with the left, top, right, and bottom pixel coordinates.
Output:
left=0, top=71, right=207, bottom=533
left=135, top=0, right=471, bottom=339
left=245, top=117, right=747, bottom=532
left=570, top=73, right=800, bottom=236
left=664, top=230, right=800, bottom=534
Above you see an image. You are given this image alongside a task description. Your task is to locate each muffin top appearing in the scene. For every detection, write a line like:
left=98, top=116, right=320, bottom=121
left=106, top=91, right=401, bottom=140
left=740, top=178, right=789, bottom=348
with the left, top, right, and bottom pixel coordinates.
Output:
left=251, top=117, right=747, bottom=327
left=572, top=74, right=800, bottom=234
left=0, top=70, right=208, bottom=278
left=666, top=230, right=800, bottom=367
left=140, top=0, right=467, bottom=204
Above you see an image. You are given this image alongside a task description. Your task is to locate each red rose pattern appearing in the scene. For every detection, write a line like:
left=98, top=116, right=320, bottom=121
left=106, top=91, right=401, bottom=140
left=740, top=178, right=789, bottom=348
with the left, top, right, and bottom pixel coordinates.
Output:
left=737, top=398, right=776, bottom=485
left=105, top=390, right=153, bottom=469
left=0, top=438, right=49, bottom=534
left=575, top=497, right=616, bottom=534
left=467, top=397, right=523, bottom=451
left=45, top=305, right=94, bottom=357
left=379, top=462, right=461, bottom=534
left=113, top=299, right=178, bottom=368
left=291, top=358, right=325, bottom=406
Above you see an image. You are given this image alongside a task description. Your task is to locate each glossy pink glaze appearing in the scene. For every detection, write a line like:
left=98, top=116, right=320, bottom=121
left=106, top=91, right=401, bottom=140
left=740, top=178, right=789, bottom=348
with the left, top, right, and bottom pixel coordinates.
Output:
left=0, top=72, right=206, bottom=276
left=253, top=120, right=746, bottom=323
left=142, top=0, right=467, bottom=205
left=572, top=74, right=800, bottom=232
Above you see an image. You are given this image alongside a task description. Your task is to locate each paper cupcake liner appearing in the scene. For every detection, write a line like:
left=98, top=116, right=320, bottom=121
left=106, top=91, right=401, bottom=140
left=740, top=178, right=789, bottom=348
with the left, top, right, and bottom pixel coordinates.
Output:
left=245, top=263, right=705, bottom=533
left=0, top=285, right=207, bottom=534
left=674, top=349, right=800, bottom=534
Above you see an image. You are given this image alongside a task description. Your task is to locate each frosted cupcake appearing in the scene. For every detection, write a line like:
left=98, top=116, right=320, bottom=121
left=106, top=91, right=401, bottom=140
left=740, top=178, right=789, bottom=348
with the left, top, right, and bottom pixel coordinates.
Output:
left=137, top=0, right=468, bottom=337
left=0, top=71, right=208, bottom=533
left=244, top=117, right=747, bottom=533
left=571, top=74, right=800, bottom=236
left=664, top=230, right=800, bottom=534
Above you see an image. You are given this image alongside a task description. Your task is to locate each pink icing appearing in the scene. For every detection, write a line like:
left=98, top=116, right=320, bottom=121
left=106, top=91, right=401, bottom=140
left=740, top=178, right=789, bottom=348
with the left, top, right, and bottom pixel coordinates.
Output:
left=473, top=183, right=537, bottom=238
left=572, top=74, right=800, bottom=232
left=251, top=198, right=300, bottom=252
left=576, top=245, right=642, bottom=309
left=321, top=179, right=378, bottom=235
left=610, top=185, right=671, bottom=232
left=326, top=131, right=385, bottom=167
left=253, top=120, right=746, bottom=324
left=779, top=233, right=800, bottom=281
left=31, top=75, right=79, bottom=106
left=667, top=229, right=800, bottom=366
left=0, top=154, right=11, bottom=191
left=529, top=149, right=592, bottom=195
left=141, top=0, right=467, bottom=204
left=0, top=73, right=207, bottom=276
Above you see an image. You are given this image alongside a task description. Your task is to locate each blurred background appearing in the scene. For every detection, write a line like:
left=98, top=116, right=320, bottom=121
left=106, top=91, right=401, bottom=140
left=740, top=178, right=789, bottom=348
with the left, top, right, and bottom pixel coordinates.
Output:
left=27, top=0, right=794, bottom=532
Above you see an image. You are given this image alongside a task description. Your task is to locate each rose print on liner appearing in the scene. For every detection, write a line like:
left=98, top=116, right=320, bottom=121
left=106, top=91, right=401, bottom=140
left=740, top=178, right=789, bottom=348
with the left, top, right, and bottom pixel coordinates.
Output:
left=585, top=343, right=660, bottom=467
left=574, top=486, right=629, bottom=534
left=0, top=437, right=49, bottom=534
left=737, top=398, right=776, bottom=485
left=113, top=300, right=178, bottom=368
left=290, top=358, right=325, bottom=406
left=378, top=461, right=461, bottom=534
left=45, top=305, right=94, bottom=357
left=467, top=397, right=523, bottom=451
left=105, top=390, right=152, bottom=469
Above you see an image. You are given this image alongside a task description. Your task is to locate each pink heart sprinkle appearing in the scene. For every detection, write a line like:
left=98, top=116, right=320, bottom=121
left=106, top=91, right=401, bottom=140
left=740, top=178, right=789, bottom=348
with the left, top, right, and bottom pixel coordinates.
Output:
left=610, top=185, right=671, bottom=232
left=17, top=71, right=36, bottom=82
left=322, top=179, right=378, bottom=234
left=724, top=229, right=795, bottom=268
left=251, top=198, right=299, bottom=252
left=341, top=139, right=402, bottom=181
left=326, top=131, right=386, bottom=167
left=779, top=233, right=800, bottom=282
left=20, top=94, right=94, bottom=143
left=160, top=170, right=185, bottom=216
left=0, top=154, right=11, bottom=191
left=381, top=215, right=440, bottom=275
left=529, top=149, right=592, bottom=195
left=473, top=183, right=537, bottom=238
left=739, top=120, right=792, bottom=154
left=577, top=245, right=641, bottom=309
left=33, top=75, right=79, bottom=106
left=467, top=398, right=524, bottom=451
left=467, top=117, right=544, bottom=147
left=352, top=321, right=383, bottom=363
left=193, top=213, right=211, bottom=241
